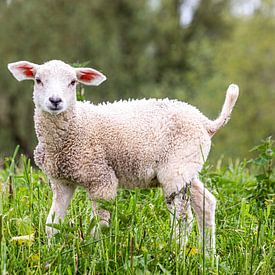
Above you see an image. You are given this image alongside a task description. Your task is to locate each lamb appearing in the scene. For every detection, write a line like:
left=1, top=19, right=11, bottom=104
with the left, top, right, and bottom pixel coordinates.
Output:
left=7, top=60, right=239, bottom=253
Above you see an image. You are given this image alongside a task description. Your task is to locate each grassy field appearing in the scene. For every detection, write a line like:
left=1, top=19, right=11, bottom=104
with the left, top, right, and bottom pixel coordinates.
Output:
left=0, top=139, right=274, bottom=274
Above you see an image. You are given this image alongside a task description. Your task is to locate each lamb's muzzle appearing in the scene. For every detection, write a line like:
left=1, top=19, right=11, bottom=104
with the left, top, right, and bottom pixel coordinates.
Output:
left=7, top=59, right=239, bottom=255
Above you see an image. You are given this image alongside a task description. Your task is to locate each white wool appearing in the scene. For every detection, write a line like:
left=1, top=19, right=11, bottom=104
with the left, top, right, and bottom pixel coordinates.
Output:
left=7, top=59, right=239, bottom=252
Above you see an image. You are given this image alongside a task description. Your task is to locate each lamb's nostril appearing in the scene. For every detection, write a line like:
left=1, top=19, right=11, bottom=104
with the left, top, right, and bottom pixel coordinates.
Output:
left=49, top=97, right=62, bottom=107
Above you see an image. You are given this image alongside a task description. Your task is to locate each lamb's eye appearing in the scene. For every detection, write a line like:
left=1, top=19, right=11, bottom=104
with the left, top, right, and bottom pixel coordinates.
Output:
left=70, top=80, right=77, bottom=86
left=35, top=78, right=42, bottom=85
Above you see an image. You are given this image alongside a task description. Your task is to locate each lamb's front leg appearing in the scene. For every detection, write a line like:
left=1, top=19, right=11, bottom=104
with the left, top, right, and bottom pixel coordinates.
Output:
left=86, top=167, right=118, bottom=237
left=89, top=201, right=111, bottom=237
left=46, top=179, right=76, bottom=240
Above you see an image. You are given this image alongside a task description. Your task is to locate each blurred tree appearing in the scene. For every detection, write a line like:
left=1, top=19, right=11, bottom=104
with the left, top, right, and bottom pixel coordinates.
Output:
left=212, top=13, right=275, bottom=158
left=0, top=0, right=274, bottom=162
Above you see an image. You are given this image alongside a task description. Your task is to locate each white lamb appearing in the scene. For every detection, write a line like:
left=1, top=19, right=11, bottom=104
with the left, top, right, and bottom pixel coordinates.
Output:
left=8, top=60, right=239, bottom=253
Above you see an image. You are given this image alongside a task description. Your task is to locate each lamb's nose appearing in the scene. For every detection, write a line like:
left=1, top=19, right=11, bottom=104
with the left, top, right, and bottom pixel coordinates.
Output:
left=49, top=97, right=62, bottom=107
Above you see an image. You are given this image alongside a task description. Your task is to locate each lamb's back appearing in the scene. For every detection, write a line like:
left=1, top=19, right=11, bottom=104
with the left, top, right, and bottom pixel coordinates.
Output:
left=79, top=98, right=208, bottom=129
left=75, top=99, right=210, bottom=187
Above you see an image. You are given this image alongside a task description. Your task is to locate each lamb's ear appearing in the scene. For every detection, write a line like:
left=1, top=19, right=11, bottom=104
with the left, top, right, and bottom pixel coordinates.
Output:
left=75, top=68, right=107, bottom=86
left=7, top=61, right=38, bottom=81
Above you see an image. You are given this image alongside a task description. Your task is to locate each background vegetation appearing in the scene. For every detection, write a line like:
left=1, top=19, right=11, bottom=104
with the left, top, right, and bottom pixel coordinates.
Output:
left=0, top=1, right=274, bottom=273
left=0, top=138, right=274, bottom=274
left=0, top=0, right=274, bottom=163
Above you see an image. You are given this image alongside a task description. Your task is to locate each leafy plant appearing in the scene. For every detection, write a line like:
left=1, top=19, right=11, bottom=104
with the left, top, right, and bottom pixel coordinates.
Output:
left=76, top=85, right=86, bottom=102
left=247, top=137, right=274, bottom=206
left=72, top=62, right=90, bottom=102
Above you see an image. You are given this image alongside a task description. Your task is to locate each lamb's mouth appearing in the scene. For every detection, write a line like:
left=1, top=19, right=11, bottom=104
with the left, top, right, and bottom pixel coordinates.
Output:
left=47, top=106, right=64, bottom=114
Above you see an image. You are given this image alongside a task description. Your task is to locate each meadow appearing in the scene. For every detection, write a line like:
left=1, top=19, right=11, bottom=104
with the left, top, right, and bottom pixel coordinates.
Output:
left=0, top=138, right=274, bottom=274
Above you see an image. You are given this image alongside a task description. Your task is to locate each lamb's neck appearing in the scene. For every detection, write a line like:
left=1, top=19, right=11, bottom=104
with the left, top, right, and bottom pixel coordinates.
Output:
left=34, top=106, right=77, bottom=150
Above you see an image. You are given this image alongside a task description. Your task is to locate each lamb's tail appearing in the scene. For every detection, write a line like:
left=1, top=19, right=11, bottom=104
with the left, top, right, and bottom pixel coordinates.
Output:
left=207, top=84, right=239, bottom=137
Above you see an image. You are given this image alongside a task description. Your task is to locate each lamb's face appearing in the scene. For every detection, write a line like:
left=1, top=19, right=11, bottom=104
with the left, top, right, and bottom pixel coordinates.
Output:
left=8, top=60, right=107, bottom=115
left=33, top=61, right=77, bottom=114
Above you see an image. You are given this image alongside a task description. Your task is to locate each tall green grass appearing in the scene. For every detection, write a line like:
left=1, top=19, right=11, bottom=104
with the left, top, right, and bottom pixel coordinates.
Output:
left=0, top=138, right=274, bottom=274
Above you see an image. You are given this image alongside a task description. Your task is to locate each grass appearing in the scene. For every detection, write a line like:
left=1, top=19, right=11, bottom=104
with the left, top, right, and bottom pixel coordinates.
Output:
left=0, top=139, right=274, bottom=274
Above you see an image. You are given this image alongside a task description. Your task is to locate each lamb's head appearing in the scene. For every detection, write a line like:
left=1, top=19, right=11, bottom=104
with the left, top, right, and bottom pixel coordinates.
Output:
left=8, top=60, right=106, bottom=114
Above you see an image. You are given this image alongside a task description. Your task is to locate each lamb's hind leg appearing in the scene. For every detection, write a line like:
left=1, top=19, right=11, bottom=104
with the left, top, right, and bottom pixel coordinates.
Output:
left=165, top=185, right=194, bottom=246
left=158, top=166, right=194, bottom=246
left=191, top=178, right=216, bottom=255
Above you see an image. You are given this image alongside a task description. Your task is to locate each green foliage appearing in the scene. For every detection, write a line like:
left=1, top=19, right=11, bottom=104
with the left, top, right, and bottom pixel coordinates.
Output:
left=0, top=140, right=274, bottom=274
left=72, top=62, right=89, bottom=102
left=76, top=85, right=86, bottom=102
left=247, top=137, right=274, bottom=206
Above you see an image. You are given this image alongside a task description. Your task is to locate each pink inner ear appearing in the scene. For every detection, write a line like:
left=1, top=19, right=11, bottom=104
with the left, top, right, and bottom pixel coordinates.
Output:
left=18, top=65, right=34, bottom=77
left=79, top=70, right=99, bottom=81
